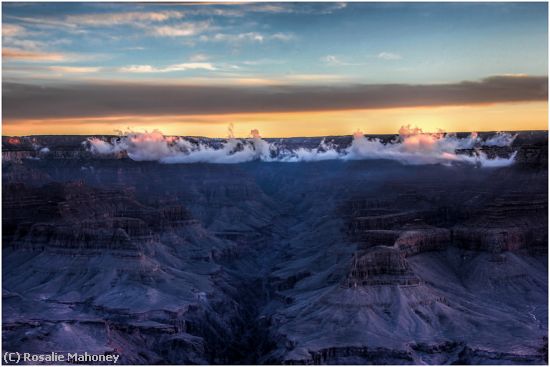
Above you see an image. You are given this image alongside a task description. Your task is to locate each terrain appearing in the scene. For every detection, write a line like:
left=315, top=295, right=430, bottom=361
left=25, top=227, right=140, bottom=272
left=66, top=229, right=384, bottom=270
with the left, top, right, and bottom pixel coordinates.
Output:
left=2, top=131, right=548, bottom=364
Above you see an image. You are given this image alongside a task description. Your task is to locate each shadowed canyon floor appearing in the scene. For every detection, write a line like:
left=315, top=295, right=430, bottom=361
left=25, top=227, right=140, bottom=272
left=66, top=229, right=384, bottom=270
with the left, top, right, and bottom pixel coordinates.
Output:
left=2, top=132, right=548, bottom=364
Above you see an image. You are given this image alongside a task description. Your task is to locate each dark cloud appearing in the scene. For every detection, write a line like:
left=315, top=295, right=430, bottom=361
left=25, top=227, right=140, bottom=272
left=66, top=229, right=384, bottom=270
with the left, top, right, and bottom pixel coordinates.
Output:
left=3, top=75, right=547, bottom=120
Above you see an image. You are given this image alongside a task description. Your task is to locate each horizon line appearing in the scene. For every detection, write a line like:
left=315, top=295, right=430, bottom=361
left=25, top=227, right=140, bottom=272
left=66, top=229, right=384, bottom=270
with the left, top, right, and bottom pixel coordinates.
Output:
left=2, top=129, right=548, bottom=140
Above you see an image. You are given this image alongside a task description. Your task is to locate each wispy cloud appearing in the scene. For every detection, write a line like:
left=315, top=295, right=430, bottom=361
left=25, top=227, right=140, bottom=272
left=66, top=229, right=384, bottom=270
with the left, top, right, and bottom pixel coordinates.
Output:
left=167, top=2, right=347, bottom=16
left=246, top=2, right=347, bottom=15
left=3, top=39, right=44, bottom=51
left=120, top=63, right=217, bottom=73
left=49, top=66, right=101, bottom=73
left=321, top=55, right=340, bottom=65
left=201, top=32, right=294, bottom=43
left=149, top=21, right=211, bottom=37
left=5, top=15, right=81, bottom=32
left=3, top=48, right=67, bottom=62
left=270, top=32, right=294, bottom=41
left=2, top=23, right=27, bottom=37
left=3, top=47, right=107, bottom=65
left=189, top=53, right=209, bottom=62
left=321, top=55, right=364, bottom=66
left=377, top=52, right=402, bottom=60
left=65, top=10, right=185, bottom=26
left=3, top=35, right=72, bottom=52
left=8, top=11, right=196, bottom=38
left=242, top=59, right=287, bottom=66
left=123, top=46, right=146, bottom=51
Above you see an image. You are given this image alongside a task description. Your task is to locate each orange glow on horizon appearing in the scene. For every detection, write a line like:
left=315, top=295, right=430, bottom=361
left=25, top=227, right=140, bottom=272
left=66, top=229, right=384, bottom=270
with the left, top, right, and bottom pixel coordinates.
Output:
left=2, top=102, right=548, bottom=137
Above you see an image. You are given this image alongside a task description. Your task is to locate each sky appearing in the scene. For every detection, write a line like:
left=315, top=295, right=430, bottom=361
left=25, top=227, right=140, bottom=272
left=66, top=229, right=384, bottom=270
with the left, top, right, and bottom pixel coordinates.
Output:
left=2, top=2, right=548, bottom=137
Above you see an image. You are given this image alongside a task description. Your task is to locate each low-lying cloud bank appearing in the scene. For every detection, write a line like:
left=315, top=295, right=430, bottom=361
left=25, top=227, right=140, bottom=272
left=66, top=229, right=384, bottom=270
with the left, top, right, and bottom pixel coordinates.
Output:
left=87, top=126, right=517, bottom=167
left=4, top=75, right=547, bottom=120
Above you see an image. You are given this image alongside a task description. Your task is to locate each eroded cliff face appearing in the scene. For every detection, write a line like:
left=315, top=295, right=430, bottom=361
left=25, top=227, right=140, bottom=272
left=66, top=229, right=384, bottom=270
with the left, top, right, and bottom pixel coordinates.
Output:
left=259, top=157, right=547, bottom=365
left=2, top=132, right=548, bottom=365
left=2, top=181, right=254, bottom=364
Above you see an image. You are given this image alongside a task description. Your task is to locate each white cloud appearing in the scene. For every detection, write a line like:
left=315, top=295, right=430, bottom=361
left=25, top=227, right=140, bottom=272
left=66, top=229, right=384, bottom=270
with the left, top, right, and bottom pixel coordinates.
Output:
left=212, top=32, right=264, bottom=42
left=87, top=128, right=516, bottom=168
left=166, top=63, right=217, bottom=71
left=150, top=21, right=210, bottom=37
left=203, top=31, right=293, bottom=43
left=120, top=62, right=217, bottom=73
left=321, top=55, right=364, bottom=67
left=119, top=65, right=156, bottom=73
left=377, top=52, right=402, bottom=60
left=321, top=55, right=344, bottom=66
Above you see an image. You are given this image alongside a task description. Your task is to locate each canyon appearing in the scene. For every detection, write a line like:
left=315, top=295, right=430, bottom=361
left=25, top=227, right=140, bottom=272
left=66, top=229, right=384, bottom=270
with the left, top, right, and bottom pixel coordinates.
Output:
left=2, top=131, right=548, bottom=364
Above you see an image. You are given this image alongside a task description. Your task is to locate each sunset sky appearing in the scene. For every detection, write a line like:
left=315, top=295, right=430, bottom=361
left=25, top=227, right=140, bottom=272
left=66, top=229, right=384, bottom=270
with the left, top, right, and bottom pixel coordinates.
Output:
left=2, top=2, right=548, bottom=137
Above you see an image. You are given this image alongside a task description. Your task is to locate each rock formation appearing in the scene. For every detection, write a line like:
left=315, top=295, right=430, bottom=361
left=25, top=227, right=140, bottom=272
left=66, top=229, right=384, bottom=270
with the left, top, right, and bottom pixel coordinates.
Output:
left=2, top=131, right=547, bottom=364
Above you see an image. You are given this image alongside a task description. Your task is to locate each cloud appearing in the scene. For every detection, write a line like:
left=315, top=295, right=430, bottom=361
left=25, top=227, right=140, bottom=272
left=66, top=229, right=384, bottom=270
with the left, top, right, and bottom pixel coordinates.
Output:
left=208, top=32, right=264, bottom=42
left=4, top=75, right=547, bottom=120
left=123, top=46, right=146, bottom=51
left=321, top=55, right=363, bottom=66
left=119, top=62, right=217, bottom=73
left=344, top=128, right=516, bottom=166
left=8, top=11, right=201, bottom=39
left=2, top=48, right=66, bottom=62
left=270, top=32, right=294, bottom=41
left=2, top=23, right=79, bottom=65
left=2, top=24, right=27, bottom=37
left=3, top=48, right=105, bottom=64
left=86, top=127, right=517, bottom=168
left=5, top=15, right=78, bottom=31
left=483, top=131, right=517, bottom=146
left=149, top=21, right=210, bottom=37
left=202, top=32, right=294, bottom=43
left=49, top=66, right=101, bottom=73
left=377, top=52, right=402, bottom=60
left=246, top=2, right=347, bottom=15
left=189, top=53, right=209, bottom=62
left=242, top=59, right=286, bottom=66
left=118, top=65, right=156, bottom=73
left=65, top=10, right=185, bottom=26
left=3, top=22, right=64, bottom=52
left=3, top=39, right=46, bottom=51
left=321, top=55, right=342, bottom=66
left=171, top=2, right=347, bottom=16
